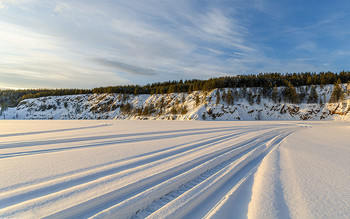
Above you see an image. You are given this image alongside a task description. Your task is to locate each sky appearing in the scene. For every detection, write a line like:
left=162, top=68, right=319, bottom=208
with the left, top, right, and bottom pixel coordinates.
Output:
left=1, top=0, right=350, bottom=89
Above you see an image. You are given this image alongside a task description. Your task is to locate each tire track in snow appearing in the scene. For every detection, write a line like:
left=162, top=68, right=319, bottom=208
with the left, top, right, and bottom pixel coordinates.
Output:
left=0, top=127, right=273, bottom=217
left=202, top=130, right=294, bottom=219
left=0, top=125, right=298, bottom=218
left=0, top=128, right=251, bottom=209
left=49, top=128, right=295, bottom=219
left=131, top=129, right=297, bottom=219
left=0, top=128, right=245, bottom=193
left=0, top=127, right=252, bottom=193
left=0, top=126, right=255, bottom=149
left=0, top=124, right=111, bottom=138
left=0, top=127, right=254, bottom=159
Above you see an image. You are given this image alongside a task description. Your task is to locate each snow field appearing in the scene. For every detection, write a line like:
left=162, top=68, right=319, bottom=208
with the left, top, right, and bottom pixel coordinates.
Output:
left=0, top=120, right=349, bottom=218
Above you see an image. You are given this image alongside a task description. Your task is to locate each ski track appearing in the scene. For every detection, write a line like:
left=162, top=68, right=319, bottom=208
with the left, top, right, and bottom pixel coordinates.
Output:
left=0, top=122, right=302, bottom=218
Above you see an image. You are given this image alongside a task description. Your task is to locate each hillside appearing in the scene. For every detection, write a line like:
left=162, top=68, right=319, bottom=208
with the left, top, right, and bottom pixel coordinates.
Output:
left=1, top=85, right=349, bottom=121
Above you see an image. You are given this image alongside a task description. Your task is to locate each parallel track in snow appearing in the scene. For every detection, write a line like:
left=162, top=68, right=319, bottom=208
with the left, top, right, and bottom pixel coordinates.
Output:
left=0, top=123, right=300, bottom=219
left=135, top=130, right=294, bottom=219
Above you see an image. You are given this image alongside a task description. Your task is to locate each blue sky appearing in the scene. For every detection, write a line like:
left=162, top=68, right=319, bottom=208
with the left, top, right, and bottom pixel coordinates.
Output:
left=1, top=0, right=350, bottom=89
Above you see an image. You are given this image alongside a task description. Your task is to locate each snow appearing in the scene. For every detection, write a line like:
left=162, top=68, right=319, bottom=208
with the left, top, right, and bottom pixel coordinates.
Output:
left=0, top=120, right=349, bottom=218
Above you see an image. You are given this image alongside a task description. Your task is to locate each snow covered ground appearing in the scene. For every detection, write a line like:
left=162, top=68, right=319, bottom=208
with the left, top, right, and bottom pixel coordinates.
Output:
left=0, top=120, right=349, bottom=218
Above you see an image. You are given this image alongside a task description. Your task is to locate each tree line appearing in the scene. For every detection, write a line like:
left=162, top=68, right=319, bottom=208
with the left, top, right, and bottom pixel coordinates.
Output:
left=1, top=71, right=349, bottom=108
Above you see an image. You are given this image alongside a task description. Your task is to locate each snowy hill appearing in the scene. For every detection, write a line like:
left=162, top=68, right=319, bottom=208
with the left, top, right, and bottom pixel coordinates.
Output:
left=1, top=85, right=349, bottom=121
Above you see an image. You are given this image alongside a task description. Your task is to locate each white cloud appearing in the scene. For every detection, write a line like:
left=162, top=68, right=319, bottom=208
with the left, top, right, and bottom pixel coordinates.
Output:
left=0, top=21, right=129, bottom=88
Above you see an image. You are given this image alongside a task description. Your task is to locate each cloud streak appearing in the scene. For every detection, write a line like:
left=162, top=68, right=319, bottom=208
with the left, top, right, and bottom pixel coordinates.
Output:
left=0, top=0, right=349, bottom=89
left=94, top=59, right=158, bottom=76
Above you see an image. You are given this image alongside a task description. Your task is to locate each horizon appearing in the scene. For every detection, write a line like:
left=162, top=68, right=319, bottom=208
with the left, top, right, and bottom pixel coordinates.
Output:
left=1, top=1, right=350, bottom=89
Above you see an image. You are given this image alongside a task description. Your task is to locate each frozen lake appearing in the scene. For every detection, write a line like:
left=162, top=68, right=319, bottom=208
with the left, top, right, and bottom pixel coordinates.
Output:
left=0, top=120, right=349, bottom=218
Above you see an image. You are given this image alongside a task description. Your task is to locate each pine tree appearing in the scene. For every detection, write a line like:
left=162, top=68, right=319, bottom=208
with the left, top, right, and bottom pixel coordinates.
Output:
left=247, top=90, right=254, bottom=105
left=241, top=85, right=247, bottom=98
left=134, top=87, right=139, bottom=96
left=307, top=85, right=318, bottom=103
left=216, top=89, right=220, bottom=105
left=158, top=107, right=163, bottom=116
left=256, top=93, right=261, bottom=105
left=180, top=105, right=188, bottom=115
left=195, top=95, right=200, bottom=107
left=284, top=81, right=298, bottom=103
left=298, top=86, right=307, bottom=103
left=221, top=89, right=226, bottom=100
left=272, top=85, right=278, bottom=103
left=226, top=89, right=234, bottom=105
left=329, top=79, right=344, bottom=103
left=170, top=105, right=177, bottom=114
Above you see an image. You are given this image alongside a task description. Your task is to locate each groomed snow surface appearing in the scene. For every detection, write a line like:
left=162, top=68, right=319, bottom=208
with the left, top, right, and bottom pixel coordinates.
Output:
left=0, top=120, right=349, bottom=218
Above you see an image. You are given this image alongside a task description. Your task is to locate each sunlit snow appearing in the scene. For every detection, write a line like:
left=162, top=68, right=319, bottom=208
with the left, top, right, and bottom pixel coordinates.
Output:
left=0, top=120, right=349, bottom=218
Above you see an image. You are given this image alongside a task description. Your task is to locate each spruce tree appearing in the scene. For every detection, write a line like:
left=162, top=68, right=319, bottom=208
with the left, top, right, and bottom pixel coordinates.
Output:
left=272, top=85, right=278, bottom=103
left=307, top=85, right=318, bottom=103
left=180, top=105, right=188, bottom=115
left=195, top=95, right=200, bottom=106
left=256, top=93, right=261, bottom=105
left=329, top=79, right=344, bottom=103
left=226, top=89, right=234, bottom=105
left=134, top=87, right=139, bottom=96
left=284, top=81, right=298, bottom=103
left=170, top=105, right=177, bottom=114
left=181, top=94, right=186, bottom=103
left=247, top=90, right=254, bottom=105
left=216, top=89, right=220, bottom=105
